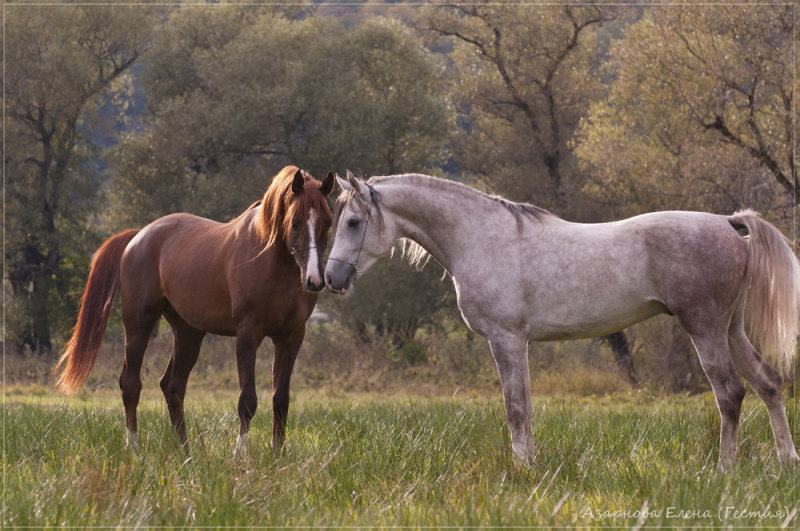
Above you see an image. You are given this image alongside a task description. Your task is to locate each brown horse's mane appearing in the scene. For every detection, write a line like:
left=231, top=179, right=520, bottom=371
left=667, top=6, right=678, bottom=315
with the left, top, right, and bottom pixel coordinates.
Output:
left=255, top=165, right=332, bottom=250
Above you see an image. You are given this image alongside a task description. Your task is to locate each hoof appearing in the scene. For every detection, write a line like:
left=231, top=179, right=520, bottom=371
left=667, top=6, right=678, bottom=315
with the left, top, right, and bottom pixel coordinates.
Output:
left=717, top=460, right=734, bottom=474
left=780, top=451, right=800, bottom=469
left=511, top=441, right=536, bottom=467
left=233, top=433, right=248, bottom=459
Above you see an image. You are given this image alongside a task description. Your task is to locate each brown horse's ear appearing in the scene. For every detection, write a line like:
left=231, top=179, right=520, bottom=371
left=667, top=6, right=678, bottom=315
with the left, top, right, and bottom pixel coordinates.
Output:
left=321, top=171, right=335, bottom=196
left=291, top=169, right=305, bottom=195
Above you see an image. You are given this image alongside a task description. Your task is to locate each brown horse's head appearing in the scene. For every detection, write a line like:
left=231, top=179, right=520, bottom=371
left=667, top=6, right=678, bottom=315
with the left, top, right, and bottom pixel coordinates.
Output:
left=257, top=166, right=335, bottom=291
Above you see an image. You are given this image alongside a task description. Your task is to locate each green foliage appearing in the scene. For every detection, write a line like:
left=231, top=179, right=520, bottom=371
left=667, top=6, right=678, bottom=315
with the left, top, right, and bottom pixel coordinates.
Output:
left=346, top=17, right=453, bottom=175
left=574, top=5, right=797, bottom=227
left=104, top=7, right=454, bottom=341
left=4, top=393, right=797, bottom=526
left=418, top=5, right=617, bottom=217
left=320, top=251, right=457, bottom=348
left=104, top=9, right=452, bottom=229
left=386, top=338, right=427, bottom=366
left=4, top=4, right=160, bottom=351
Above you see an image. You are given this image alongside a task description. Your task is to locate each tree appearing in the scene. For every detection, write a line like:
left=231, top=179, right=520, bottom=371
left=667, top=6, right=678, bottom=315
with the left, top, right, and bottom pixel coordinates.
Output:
left=572, top=5, right=797, bottom=390
left=418, top=3, right=639, bottom=383
left=574, top=5, right=797, bottom=225
left=418, top=3, right=617, bottom=215
left=333, top=251, right=455, bottom=353
left=315, top=18, right=458, bottom=344
left=106, top=8, right=336, bottom=228
left=105, top=11, right=452, bottom=228
left=104, top=8, right=454, bottom=342
left=345, top=17, right=452, bottom=175
left=4, top=4, right=159, bottom=352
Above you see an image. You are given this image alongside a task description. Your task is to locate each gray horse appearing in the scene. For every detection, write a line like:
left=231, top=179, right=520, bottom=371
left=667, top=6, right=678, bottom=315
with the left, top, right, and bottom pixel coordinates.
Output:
left=325, top=171, right=799, bottom=470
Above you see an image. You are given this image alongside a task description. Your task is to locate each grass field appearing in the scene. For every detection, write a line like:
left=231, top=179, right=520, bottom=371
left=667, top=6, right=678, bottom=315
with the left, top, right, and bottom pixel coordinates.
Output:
left=3, top=385, right=798, bottom=528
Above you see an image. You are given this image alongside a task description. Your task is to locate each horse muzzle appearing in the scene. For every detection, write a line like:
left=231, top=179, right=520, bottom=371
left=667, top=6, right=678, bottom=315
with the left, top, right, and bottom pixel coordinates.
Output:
left=324, top=260, right=354, bottom=294
left=304, top=275, right=325, bottom=292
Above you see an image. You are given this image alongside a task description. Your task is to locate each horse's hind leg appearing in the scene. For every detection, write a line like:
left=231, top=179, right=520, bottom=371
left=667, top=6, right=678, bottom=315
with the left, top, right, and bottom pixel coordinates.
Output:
left=728, top=310, right=799, bottom=466
left=119, top=305, right=162, bottom=451
left=160, top=311, right=205, bottom=445
left=686, top=328, right=746, bottom=471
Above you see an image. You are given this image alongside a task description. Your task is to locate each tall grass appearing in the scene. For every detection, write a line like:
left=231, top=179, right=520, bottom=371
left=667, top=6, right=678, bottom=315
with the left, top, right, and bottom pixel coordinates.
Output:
left=4, top=391, right=797, bottom=527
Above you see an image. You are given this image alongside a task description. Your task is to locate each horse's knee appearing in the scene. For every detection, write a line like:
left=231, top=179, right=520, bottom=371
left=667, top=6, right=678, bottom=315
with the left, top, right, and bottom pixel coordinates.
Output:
left=729, top=336, right=784, bottom=405
left=507, top=402, right=525, bottom=428
left=119, top=372, right=141, bottom=406
left=755, top=374, right=781, bottom=401
left=703, top=364, right=743, bottom=414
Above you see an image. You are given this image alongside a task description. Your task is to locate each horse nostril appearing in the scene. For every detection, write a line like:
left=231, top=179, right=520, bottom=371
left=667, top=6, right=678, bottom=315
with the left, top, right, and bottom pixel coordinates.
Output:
left=325, top=274, right=332, bottom=286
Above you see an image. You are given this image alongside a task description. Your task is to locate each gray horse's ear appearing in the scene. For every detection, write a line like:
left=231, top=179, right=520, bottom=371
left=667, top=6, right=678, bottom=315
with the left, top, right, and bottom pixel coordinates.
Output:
left=337, top=174, right=353, bottom=193
left=345, top=169, right=370, bottom=200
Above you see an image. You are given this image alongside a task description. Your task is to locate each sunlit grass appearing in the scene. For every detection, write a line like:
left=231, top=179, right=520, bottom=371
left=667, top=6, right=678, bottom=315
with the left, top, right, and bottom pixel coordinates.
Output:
left=3, top=390, right=798, bottom=527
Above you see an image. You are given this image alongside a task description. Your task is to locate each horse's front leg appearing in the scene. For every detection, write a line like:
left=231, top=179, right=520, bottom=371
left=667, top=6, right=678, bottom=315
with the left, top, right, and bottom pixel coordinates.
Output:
left=271, top=324, right=305, bottom=458
left=487, top=332, right=535, bottom=465
left=233, top=326, right=265, bottom=458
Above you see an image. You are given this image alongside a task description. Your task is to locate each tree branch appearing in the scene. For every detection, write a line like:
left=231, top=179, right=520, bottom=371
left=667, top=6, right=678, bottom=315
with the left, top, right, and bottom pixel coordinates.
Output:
left=704, top=115, right=798, bottom=202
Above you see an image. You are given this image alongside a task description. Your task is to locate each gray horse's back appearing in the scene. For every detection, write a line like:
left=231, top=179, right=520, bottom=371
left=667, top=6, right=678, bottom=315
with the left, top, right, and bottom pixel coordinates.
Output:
left=519, top=211, right=748, bottom=340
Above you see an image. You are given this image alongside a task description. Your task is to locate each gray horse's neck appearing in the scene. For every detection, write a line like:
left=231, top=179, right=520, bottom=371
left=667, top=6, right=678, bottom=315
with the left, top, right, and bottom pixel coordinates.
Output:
left=372, top=174, right=541, bottom=277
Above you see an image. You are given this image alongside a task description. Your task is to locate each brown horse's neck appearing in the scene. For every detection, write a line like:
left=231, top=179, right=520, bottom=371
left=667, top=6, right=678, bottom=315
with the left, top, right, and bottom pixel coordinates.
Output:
left=238, top=206, right=300, bottom=274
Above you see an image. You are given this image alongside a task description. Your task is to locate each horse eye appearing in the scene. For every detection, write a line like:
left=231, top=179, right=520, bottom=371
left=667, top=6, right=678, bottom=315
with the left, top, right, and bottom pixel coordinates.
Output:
left=291, top=220, right=301, bottom=231
left=347, top=218, right=360, bottom=229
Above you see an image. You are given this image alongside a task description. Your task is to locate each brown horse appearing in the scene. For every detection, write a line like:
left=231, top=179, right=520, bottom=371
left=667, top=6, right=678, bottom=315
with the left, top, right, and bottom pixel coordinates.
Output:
left=54, top=166, right=334, bottom=457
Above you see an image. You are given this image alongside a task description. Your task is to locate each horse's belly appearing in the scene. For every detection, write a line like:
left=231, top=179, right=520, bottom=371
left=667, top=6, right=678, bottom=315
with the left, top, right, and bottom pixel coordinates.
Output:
left=527, top=299, right=668, bottom=341
left=166, top=292, right=237, bottom=336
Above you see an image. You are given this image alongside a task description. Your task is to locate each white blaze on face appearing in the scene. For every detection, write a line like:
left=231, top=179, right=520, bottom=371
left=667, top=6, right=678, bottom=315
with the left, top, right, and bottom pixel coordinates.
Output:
left=306, top=208, right=321, bottom=285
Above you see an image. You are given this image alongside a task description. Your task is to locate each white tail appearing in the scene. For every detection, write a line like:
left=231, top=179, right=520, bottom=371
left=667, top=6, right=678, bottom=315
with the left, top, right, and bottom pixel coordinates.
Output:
left=730, top=209, right=800, bottom=376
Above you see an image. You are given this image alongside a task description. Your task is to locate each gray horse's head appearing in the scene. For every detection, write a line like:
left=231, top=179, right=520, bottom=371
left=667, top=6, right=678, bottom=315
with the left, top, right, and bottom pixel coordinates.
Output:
left=324, top=171, right=387, bottom=294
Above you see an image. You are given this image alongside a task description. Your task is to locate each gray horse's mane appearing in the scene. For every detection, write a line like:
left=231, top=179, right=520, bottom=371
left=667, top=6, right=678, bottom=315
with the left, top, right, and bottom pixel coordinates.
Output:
left=337, top=173, right=552, bottom=269
left=373, top=173, right=551, bottom=225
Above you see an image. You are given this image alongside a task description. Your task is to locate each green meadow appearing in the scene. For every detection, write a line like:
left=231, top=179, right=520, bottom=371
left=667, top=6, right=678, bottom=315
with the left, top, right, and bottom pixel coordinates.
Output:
left=4, top=386, right=797, bottom=528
